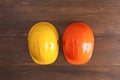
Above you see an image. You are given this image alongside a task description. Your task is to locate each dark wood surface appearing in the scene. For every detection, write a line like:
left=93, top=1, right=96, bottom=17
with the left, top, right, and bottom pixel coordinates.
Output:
left=0, top=0, right=120, bottom=80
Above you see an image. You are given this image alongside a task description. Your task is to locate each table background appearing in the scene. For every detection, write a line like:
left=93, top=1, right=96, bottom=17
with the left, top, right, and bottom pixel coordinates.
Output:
left=0, top=0, right=120, bottom=80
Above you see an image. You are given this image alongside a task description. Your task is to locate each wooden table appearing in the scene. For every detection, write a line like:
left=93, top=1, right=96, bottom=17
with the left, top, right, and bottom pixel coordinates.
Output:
left=0, top=0, right=120, bottom=80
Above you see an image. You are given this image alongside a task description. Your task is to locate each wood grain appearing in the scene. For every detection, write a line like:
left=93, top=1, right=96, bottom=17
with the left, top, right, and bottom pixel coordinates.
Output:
left=1, top=65, right=120, bottom=80
left=1, top=0, right=120, bottom=7
left=0, top=0, right=120, bottom=80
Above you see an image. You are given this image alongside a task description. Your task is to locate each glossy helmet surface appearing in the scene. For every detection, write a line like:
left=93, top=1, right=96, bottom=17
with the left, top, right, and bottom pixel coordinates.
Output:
left=62, top=22, right=94, bottom=64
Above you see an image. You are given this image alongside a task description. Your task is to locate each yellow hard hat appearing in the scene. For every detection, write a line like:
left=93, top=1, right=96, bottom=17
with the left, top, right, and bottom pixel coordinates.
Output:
left=28, top=22, right=59, bottom=65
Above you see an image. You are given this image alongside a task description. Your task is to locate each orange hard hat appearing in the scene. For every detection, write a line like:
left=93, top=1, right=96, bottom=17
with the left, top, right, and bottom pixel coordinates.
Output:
left=62, top=22, right=94, bottom=65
